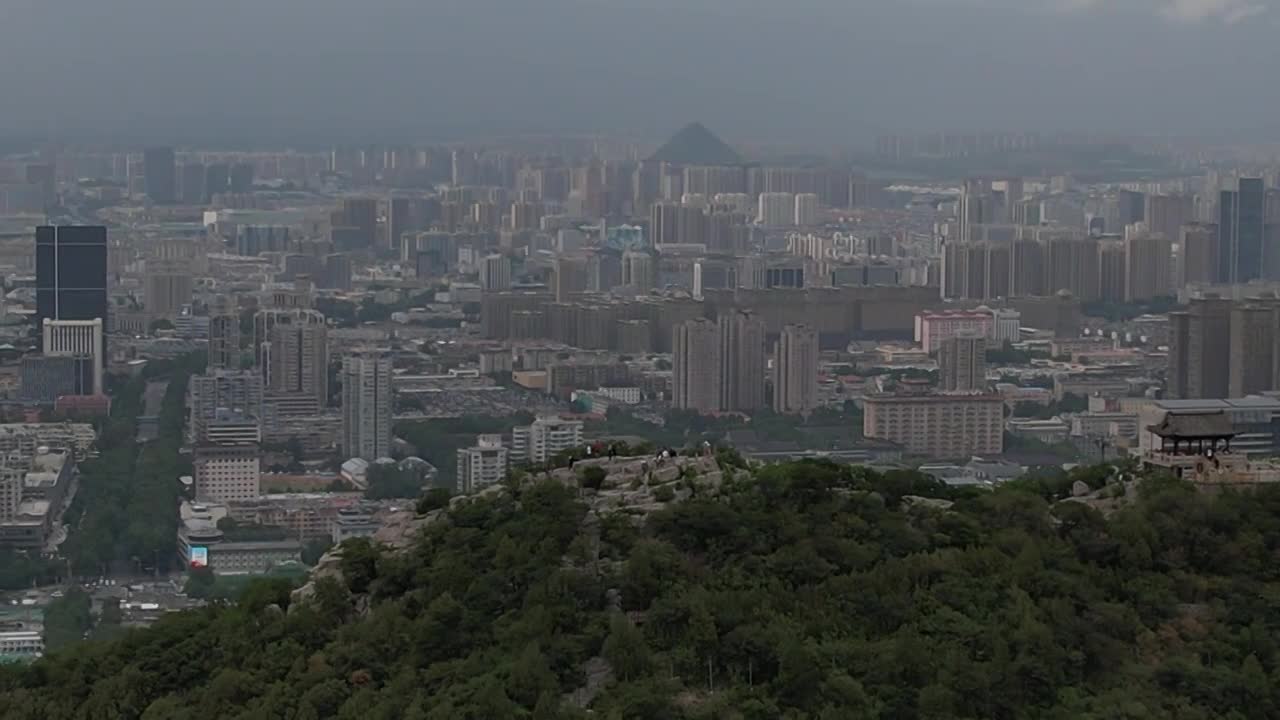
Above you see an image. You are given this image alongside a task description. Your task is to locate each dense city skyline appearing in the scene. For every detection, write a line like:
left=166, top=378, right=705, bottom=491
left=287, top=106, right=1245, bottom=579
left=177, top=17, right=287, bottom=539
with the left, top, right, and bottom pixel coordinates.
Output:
left=9, top=7, right=1280, bottom=715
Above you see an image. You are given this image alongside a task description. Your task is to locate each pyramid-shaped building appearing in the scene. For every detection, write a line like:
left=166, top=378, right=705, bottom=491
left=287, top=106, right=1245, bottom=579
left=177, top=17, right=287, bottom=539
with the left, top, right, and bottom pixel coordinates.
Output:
left=647, top=123, right=742, bottom=165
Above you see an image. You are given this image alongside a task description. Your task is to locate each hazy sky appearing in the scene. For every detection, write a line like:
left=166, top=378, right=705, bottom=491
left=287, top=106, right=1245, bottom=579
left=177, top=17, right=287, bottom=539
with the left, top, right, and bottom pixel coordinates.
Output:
left=1, top=0, right=1277, bottom=146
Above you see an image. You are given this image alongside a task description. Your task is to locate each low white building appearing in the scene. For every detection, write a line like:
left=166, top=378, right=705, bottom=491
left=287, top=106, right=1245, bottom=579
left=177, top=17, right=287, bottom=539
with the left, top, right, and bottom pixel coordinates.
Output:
left=594, top=386, right=642, bottom=405
left=986, top=307, right=1021, bottom=344
left=340, top=458, right=370, bottom=489
left=1070, top=412, right=1139, bottom=441
left=456, top=435, right=509, bottom=493
left=0, top=423, right=96, bottom=458
left=0, top=630, right=43, bottom=660
left=511, top=417, right=584, bottom=464
left=177, top=500, right=301, bottom=574
left=1006, top=417, right=1071, bottom=444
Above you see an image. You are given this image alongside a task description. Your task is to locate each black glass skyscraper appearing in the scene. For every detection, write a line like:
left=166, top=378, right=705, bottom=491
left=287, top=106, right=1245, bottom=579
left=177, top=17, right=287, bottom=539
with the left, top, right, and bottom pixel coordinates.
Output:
left=144, top=147, right=177, bottom=205
left=1118, top=189, right=1146, bottom=228
left=36, top=225, right=108, bottom=330
left=1217, top=178, right=1267, bottom=284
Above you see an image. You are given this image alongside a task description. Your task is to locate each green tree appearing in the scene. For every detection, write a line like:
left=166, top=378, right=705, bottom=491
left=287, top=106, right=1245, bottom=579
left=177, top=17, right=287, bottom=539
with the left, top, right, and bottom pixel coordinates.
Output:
left=417, top=487, right=453, bottom=513
left=603, top=613, right=651, bottom=681
left=183, top=566, right=217, bottom=599
left=986, top=340, right=1034, bottom=365
left=364, top=465, right=424, bottom=500
left=302, top=538, right=335, bottom=566
left=338, top=538, right=382, bottom=594
left=0, top=549, right=59, bottom=590
left=506, top=643, right=559, bottom=707
left=13, top=461, right=1280, bottom=718
left=42, top=588, right=93, bottom=651
left=579, top=465, right=608, bottom=490
left=91, top=598, right=126, bottom=642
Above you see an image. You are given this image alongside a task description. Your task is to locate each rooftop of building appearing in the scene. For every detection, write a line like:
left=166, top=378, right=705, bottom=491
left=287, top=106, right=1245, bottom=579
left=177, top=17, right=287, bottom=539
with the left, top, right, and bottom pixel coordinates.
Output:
left=1007, top=418, right=1071, bottom=429
left=1154, top=396, right=1280, bottom=411
left=208, top=208, right=315, bottom=226
left=965, top=457, right=1026, bottom=476
left=180, top=529, right=225, bottom=551
left=333, top=514, right=379, bottom=527
left=866, top=391, right=1003, bottom=402
left=0, top=422, right=94, bottom=436
left=198, top=368, right=263, bottom=379
left=23, top=449, right=68, bottom=484
left=22, top=471, right=60, bottom=490
left=917, top=310, right=994, bottom=320
left=528, top=415, right=585, bottom=426
left=1148, top=411, right=1235, bottom=439
left=341, top=458, right=369, bottom=475
left=229, top=492, right=366, bottom=507
left=212, top=539, right=303, bottom=552
left=14, top=500, right=49, bottom=519
left=194, top=442, right=260, bottom=455
left=208, top=408, right=260, bottom=423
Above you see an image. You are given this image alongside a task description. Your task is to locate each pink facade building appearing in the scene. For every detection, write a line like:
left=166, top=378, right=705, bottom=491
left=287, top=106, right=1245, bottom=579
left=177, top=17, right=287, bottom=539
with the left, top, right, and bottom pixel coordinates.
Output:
left=914, top=311, right=994, bottom=354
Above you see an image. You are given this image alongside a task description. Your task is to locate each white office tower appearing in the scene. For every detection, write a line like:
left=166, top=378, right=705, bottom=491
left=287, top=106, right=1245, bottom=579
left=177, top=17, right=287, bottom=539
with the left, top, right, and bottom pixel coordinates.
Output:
left=456, top=435, right=509, bottom=493
left=480, top=254, right=512, bottom=291
left=511, top=417, right=584, bottom=464
left=42, top=318, right=104, bottom=395
left=758, top=193, right=795, bottom=226
left=341, top=353, right=394, bottom=461
left=794, top=193, right=820, bottom=227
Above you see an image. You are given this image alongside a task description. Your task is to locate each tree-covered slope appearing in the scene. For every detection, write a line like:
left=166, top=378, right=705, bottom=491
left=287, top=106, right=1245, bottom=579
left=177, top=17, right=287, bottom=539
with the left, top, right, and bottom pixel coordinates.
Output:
left=4, top=459, right=1280, bottom=719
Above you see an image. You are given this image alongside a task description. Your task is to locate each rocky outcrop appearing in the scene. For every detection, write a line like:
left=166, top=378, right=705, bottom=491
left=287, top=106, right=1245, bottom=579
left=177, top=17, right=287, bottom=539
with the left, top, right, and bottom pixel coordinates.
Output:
left=567, top=656, right=614, bottom=708
left=901, top=495, right=955, bottom=511
left=290, top=547, right=346, bottom=606
left=292, top=455, right=733, bottom=609
left=1058, top=476, right=1139, bottom=516
left=292, top=507, right=449, bottom=606
left=534, top=455, right=727, bottom=515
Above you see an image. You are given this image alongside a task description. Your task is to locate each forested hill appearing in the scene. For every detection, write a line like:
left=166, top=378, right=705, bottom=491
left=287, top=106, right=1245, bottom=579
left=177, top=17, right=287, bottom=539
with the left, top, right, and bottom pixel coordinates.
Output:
left=4, top=457, right=1280, bottom=719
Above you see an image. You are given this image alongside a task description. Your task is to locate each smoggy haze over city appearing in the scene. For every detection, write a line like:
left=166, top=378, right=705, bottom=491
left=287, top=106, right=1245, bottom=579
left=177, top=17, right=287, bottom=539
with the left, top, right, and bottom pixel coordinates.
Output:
left=3, top=0, right=1280, bottom=145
